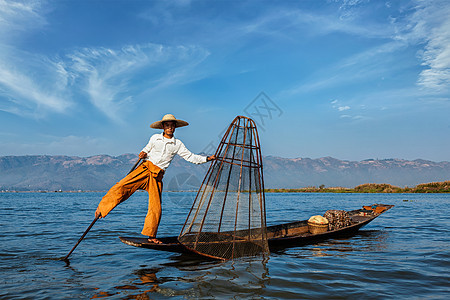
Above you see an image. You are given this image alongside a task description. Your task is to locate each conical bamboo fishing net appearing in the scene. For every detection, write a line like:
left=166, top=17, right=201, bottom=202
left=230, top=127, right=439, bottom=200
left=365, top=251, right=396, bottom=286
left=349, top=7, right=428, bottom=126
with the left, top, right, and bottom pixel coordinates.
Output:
left=178, top=116, right=269, bottom=260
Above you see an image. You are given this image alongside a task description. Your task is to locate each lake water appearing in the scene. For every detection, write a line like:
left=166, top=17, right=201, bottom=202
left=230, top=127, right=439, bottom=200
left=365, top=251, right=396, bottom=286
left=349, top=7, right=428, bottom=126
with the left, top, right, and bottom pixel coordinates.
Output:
left=0, top=191, right=449, bottom=299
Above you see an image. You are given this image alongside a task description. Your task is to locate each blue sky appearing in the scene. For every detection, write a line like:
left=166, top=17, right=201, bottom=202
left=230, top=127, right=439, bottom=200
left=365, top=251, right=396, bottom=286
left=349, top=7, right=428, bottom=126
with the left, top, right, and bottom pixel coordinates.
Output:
left=0, top=0, right=449, bottom=161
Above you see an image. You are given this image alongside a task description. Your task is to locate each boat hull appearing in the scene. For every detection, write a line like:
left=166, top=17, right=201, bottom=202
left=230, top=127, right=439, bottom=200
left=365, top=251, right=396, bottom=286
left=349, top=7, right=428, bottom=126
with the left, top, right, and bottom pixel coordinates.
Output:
left=119, top=204, right=394, bottom=257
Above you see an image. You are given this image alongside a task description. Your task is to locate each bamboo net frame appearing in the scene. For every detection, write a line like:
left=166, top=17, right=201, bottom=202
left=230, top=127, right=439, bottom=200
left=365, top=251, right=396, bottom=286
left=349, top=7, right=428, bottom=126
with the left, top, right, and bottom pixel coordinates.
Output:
left=178, top=116, right=269, bottom=260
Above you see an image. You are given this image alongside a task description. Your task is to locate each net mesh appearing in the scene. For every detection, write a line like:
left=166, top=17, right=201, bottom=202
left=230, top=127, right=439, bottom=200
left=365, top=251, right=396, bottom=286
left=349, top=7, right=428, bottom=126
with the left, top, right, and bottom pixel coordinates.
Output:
left=178, top=116, right=269, bottom=260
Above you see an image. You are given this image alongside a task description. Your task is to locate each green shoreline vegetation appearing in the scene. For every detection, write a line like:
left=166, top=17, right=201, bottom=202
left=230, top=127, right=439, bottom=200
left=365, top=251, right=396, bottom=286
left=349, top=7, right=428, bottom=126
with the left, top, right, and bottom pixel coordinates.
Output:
left=264, top=181, right=450, bottom=193
left=1, top=181, right=449, bottom=193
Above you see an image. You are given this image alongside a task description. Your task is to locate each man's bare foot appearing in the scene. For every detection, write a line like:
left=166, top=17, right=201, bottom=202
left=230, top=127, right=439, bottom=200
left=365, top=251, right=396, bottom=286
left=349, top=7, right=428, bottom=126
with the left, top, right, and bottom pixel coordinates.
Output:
left=95, top=207, right=102, bottom=219
left=148, top=238, right=162, bottom=244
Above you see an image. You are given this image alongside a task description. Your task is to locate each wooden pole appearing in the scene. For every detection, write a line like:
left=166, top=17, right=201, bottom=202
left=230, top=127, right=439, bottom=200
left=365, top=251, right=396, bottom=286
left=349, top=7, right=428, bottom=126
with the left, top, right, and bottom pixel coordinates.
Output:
left=62, top=158, right=142, bottom=261
left=63, top=215, right=100, bottom=261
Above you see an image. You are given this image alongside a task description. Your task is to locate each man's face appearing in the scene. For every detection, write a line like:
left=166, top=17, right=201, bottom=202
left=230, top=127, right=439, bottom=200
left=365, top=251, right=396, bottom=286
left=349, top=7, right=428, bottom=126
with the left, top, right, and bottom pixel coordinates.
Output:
left=163, top=121, right=176, bottom=136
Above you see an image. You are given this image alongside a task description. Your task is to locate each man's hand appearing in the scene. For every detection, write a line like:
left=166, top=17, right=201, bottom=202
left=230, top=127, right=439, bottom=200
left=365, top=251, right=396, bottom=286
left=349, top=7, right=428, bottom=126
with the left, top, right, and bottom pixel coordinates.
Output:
left=139, top=151, right=148, bottom=159
left=207, top=155, right=216, bottom=161
left=95, top=207, right=102, bottom=219
left=155, top=170, right=165, bottom=181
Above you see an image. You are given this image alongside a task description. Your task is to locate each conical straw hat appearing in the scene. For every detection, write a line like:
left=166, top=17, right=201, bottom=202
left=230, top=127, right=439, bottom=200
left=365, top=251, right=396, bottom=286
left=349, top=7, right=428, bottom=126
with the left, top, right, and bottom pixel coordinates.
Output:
left=150, top=114, right=189, bottom=129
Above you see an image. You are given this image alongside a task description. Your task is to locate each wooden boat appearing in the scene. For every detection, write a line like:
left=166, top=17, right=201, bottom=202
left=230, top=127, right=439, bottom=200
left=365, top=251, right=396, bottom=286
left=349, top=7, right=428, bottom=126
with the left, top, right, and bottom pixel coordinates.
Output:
left=119, top=203, right=394, bottom=257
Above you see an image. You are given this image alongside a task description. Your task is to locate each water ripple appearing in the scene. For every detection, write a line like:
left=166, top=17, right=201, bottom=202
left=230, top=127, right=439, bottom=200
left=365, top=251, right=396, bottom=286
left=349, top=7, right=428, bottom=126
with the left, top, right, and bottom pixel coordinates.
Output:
left=0, top=192, right=449, bottom=299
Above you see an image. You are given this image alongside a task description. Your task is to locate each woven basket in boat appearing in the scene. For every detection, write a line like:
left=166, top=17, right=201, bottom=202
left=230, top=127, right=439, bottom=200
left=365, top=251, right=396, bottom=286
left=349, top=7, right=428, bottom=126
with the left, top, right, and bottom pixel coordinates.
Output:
left=307, top=222, right=329, bottom=234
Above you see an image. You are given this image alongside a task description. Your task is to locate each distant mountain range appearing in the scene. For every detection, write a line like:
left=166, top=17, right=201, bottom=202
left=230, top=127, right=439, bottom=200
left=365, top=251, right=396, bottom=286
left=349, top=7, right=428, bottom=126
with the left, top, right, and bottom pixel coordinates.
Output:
left=0, top=154, right=449, bottom=191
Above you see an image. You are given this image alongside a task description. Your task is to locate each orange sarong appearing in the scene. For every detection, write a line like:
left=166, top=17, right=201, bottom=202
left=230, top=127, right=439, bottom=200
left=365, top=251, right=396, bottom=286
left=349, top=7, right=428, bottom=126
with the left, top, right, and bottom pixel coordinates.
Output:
left=97, top=161, right=164, bottom=237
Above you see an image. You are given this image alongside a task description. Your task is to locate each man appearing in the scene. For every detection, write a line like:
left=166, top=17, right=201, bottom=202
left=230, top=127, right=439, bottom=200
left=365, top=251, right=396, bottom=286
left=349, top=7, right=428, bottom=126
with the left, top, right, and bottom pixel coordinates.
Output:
left=95, top=114, right=215, bottom=244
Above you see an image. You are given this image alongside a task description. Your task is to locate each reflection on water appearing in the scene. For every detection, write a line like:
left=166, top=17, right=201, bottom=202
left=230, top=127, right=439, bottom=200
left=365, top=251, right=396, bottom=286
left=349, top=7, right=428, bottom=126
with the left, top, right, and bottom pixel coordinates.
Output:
left=92, top=268, right=160, bottom=299
left=134, top=268, right=160, bottom=284
left=91, top=290, right=117, bottom=299
left=283, top=230, right=390, bottom=259
left=90, top=256, right=270, bottom=299
left=1, top=192, right=449, bottom=299
left=188, top=257, right=270, bottom=299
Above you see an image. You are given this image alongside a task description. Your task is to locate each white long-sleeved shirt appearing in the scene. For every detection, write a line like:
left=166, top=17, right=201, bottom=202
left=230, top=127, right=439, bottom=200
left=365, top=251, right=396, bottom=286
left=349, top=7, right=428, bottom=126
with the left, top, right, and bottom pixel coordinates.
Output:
left=141, top=133, right=208, bottom=170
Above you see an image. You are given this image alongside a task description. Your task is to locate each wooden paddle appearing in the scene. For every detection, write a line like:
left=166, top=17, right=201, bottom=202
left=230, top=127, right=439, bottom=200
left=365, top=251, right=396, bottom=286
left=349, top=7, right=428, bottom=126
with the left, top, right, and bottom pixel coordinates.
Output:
left=63, top=158, right=142, bottom=261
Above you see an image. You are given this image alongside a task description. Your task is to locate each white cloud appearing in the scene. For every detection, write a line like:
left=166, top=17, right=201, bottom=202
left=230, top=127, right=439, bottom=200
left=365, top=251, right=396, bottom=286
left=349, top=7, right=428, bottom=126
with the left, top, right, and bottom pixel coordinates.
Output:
left=248, top=3, right=393, bottom=39
left=0, top=1, right=210, bottom=122
left=0, top=0, right=47, bottom=40
left=0, top=0, right=71, bottom=118
left=0, top=47, right=74, bottom=117
left=0, top=41, right=210, bottom=121
left=416, top=10, right=450, bottom=91
left=282, top=0, right=450, bottom=99
left=331, top=99, right=367, bottom=120
left=393, top=0, right=450, bottom=92
left=331, top=99, right=351, bottom=112
left=282, top=40, right=406, bottom=97
left=66, top=44, right=210, bottom=122
left=339, top=114, right=365, bottom=121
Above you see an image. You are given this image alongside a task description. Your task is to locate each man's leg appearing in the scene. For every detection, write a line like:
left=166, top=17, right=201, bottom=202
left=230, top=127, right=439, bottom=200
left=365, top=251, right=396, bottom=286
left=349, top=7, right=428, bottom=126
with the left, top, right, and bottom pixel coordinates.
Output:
left=97, top=163, right=149, bottom=218
left=141, top=173, right=163, bottom=241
